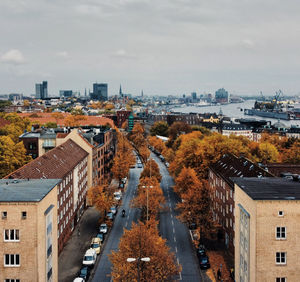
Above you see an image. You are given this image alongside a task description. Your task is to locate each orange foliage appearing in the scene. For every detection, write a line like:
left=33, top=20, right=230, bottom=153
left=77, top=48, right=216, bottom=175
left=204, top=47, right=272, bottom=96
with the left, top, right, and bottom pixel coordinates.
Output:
left=174, top=167, right=200, bottom=197
left=140, top=159, right=162, bottom=182
left=110, top=221, right=180, bottom=281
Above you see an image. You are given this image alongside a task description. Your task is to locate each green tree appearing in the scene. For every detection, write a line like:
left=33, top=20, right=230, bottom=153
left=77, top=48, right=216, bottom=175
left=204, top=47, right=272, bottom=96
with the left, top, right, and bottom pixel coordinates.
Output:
left=150, top=121, right=169, bottom=137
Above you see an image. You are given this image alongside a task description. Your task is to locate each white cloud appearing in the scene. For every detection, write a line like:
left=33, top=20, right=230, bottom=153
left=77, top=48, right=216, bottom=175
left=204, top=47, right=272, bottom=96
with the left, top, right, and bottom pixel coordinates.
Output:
left=241, top=39, right=255, bottom=48
left=111, top=49, right=137, bottom=59
left=56, top=51, right=70, bottom=59
left=0, top=49, right=26, bottom=65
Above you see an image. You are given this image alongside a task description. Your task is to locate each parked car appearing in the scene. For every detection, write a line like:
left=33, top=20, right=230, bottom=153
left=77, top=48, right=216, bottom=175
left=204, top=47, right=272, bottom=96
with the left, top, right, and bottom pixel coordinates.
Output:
left=78, top=266, right=90, bottom=280
left=165, top=162, right=170, bottom=168
left=90, top=237, right=101, bottom=254
left=122, top=177, right=127, bottom=184
left=198, top=255, right=210, bottom=269
left=137, top=163, right=143, bottom=168
left=82, top=248, right=97, bottom=267
left=99, top=223, right=108, bottom=234
left=73, top=278, right=85, bottom=282
left=114, top=194, right=121, bottom=202
left=196, top=245, right=206, bottom=258
left=110, top=206, right=117, bottom=215
left=107, top=212, right=114, bottom=220
left=96, top=232, right=105, bottom=242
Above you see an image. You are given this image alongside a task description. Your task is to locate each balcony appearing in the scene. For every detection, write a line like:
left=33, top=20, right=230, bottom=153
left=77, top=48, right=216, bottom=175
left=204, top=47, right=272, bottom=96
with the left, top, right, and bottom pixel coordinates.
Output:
left=43, top=141, right=55, bottom=148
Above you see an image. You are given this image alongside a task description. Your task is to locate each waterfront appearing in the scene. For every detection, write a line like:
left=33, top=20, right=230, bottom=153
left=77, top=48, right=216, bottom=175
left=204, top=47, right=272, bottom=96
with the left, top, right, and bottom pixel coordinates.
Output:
left=170, top=100, right=300, bottom=127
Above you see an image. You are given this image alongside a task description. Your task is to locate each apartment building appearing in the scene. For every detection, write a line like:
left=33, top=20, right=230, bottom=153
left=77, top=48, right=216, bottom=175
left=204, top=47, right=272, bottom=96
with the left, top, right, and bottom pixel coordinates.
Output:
left=221, top=123, right=252, bottom=139
left=233, top=177, right=300, bottom=282
left=6, top=139, right=88, bottom=254
left=208, top=154, right=272, bottom=254
left=0, top=179, right=60, bottom=282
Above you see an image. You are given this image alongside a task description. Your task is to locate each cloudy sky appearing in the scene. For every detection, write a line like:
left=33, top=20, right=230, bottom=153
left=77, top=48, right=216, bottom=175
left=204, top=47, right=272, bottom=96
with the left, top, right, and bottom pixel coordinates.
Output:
left=1, top=0, right=300, bottom=97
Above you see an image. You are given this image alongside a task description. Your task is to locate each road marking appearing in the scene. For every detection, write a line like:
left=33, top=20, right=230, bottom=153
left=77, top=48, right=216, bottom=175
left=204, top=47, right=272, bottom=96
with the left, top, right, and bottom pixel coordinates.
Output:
left=174, top=236, right=176, bottom=242
left=175, top=247, right=178, bottom=253
left=171, top=214, right=173, bottom=219
left=179, top=272, right=182, bottom=280
left=173, top=227, right=175, bottom=233
left=171, top=220, right=174, bottom=226
left=125, top=222, right=128, bottom=227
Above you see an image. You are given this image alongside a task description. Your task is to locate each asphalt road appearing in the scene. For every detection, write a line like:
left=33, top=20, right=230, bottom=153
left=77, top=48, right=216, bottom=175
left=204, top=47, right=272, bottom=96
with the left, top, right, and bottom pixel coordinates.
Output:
left=91, top=166, right=142, bottom=282
left=151, top=152, right=211, bottom=282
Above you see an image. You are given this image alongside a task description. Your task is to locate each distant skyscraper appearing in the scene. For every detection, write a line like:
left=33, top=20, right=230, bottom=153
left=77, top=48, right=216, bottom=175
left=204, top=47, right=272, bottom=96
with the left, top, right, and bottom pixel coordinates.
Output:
left=141, top=90, right=144, bottom=97
left=119, top=84, right=123, bottom=97
left=191, top=92, right=197, bottom=100
left=59, top=90, right=73, bottom=98
left=90, top=83, right=108, bottom=101
left=35, top=81, right=48, bottom=99
left=215, top=88, right=229, bottom=104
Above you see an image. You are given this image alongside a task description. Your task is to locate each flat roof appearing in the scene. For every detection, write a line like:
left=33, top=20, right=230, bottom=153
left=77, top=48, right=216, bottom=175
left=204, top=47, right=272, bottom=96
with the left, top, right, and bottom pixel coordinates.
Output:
left=231, top=177, right=300, bottom=200
left=0, top=179, right=61, bottom=202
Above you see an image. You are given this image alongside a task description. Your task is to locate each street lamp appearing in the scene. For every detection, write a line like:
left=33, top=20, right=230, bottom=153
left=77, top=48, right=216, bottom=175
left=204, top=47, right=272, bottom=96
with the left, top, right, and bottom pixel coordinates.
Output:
left=142, top=185, right=153, bottom=221
left=127, top=257, right=150, bottom=282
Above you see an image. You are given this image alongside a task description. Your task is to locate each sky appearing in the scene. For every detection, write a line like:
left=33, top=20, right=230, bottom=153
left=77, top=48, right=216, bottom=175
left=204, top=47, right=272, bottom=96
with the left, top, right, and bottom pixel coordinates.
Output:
left=1, top=0, right=300, bottom=97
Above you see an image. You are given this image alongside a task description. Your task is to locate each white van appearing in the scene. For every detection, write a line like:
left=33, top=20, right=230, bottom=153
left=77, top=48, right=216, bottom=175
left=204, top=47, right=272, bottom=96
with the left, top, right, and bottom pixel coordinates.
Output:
left=82, top=248, right=97, bottom=266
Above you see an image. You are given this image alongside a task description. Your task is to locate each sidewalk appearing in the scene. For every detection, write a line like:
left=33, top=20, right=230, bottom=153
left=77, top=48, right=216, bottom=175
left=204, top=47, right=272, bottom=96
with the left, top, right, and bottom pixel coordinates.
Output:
left=58, top=207, right=101, bottom=282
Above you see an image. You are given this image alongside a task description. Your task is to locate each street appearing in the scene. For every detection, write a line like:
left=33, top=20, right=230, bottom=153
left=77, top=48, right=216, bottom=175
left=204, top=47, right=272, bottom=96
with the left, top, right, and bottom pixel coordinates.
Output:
left=91, top=154, right=211, bottom=281
left=91, top=166, right=142, bottom=281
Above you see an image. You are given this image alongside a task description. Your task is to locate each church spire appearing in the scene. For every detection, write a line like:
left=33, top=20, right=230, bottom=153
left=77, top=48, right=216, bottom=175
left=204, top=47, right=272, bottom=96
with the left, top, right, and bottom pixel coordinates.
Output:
left=119, top=84, right=123, bottom=97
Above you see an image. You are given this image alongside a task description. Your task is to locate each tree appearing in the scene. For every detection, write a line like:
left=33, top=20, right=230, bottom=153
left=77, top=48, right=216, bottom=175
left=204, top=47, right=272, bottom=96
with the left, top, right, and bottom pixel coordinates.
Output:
left=148, top=136, right=166, bottom=153
left=167, top=121, right=192, bottom=147
left=110, top=221, right=180, bottom=281
left=258, top=142, right=279, bottom=163
left=282, top=140, right=300, bottom=163
left=140, top=159, right=162, bottom=183
left=132, top=177, right=165, bottom=220
left=174, top=167, right=200, bottom=197
left=150, top=121, right=169, bottom=137
left=0, top=136, right=32, bottom=178
left=87, top=184, right=114, bottom=218
left=52, top=112, right=64, bottom=124
left=44, top=122, right=58, bottom=128
left=112, top=151, right=131, bottom=182
left=71, top=108, right=84, bottom=116
left=138, top=145, right=150, bottom=163
left=177, top=180, right=214, bottom=239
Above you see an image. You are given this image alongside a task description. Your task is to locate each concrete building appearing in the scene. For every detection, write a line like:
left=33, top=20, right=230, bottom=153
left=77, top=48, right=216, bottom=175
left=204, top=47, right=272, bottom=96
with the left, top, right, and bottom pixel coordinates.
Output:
left=215, top=88, right=229, bottom=104
left=233, top=177, right=300, bottom=282
left=221, top=123, right=252, bottom=140
left=209, top=154, right=272, bottom=254
left=0, top=179, right=60, bottom=282
left=91, top=83, right=108, bottom=101
left=6, top=139, right=88, bottom=254
left=35, top=81, right=48, bottom=99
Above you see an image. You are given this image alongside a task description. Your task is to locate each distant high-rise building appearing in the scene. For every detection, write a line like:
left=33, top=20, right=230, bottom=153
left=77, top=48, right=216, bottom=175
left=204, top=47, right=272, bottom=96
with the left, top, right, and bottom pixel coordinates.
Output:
left=59, top=90, right=73, bottom=98
left=191, top=92, right=197, bottom=100
left=119, top=84, right=123, bottom=97
left=90, top=83, right=108, bottom=101
left=35, top=81, right=48, bottom=99
left=215, top=88, right=229, bottom=104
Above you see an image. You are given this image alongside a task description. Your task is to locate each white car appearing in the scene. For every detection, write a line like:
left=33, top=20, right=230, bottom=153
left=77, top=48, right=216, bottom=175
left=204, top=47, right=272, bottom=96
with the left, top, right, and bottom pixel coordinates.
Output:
left=99, top=223, right=108, bottom=234
left=82, top=248, right=97, bottom=266
left=110, top=206, right=117, bottom=215
left=73, top=278, right=85, bottom=282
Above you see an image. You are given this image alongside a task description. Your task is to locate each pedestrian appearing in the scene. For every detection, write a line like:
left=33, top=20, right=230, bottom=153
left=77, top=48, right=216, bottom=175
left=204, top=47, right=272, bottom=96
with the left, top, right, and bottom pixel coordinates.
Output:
left=77, top=228, right=80, bottom=236
left=217, top=268, right=221, bottom=280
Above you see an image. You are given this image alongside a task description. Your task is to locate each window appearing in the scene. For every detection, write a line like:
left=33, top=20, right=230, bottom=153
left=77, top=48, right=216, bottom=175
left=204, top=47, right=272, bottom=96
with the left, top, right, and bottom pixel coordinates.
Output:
left=21, top=212, right=26, bottom=219
left=4, top=230, right=19, bottom=242
left=2, top=211, right=7, bottom=219
left=276, top=278, right=286, bottom=282
left=276, top=252, right=286, bottom=265
left=276, top=227, right=286, bottom=239
left=4, top=254, right=20, bottom=266
left=278, top=211, right=284, bottom=217
left=5, top=279, right=20, bottom=282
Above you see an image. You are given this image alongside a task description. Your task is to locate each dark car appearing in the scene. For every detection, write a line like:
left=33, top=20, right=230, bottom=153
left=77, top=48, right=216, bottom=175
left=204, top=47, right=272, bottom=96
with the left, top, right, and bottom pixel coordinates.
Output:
left=198, top=255, right=210, bottom=269
left=96, top=232, right=105, bottom=242
left=107, top=212, right=114, bottom=220
left=196, top=245, right=206, bottom=258
left=78, top=266, right=90, bottom=280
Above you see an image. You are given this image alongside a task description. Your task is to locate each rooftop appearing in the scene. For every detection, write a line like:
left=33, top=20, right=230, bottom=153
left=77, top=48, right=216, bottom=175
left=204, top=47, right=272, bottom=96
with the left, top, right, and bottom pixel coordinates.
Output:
left=210, top=154, right=273, bottom=187
left=232, top=177, right=300, bottom=200
left=0, top=179, right=61, bottom=202
left=6, top=139, right=88, bottom=179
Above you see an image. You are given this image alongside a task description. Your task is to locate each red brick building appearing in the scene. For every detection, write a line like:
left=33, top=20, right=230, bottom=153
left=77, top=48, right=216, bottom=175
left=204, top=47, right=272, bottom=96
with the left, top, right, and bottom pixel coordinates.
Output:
left=116, top=110, right=131, bottom=128
left=208, top=154, right=273, bottom=255
left=6, top=139, right=88, bottom=254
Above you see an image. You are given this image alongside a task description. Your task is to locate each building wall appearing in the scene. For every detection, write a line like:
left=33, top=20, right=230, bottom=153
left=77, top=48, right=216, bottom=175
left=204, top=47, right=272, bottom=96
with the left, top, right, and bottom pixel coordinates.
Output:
left=256, top=200, right=300, bottom=281
left=0, top=186, right=58, bottom=282
left=235, top=184, right=257, bottom=282
left=19, top=137, right=39, bottom=159
left=38, top=138, right=56, bottom=157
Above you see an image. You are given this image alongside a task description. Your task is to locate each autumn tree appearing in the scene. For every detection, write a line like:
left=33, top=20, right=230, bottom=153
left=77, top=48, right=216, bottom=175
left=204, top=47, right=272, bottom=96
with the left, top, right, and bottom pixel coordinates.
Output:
left=257, top=142, right=280, bottom=163
left=177, top=180, right=214, bottom=239
left=110, top=220, right=180, bottom=281
left=167, top=121, right=192, bottom=147
left=282, top=140, right=300, bottom=163
left=174, top=167, right=200, bottom=198
left=148, top=136, right=166, bottom=153
left=52, top=112, right=64, bottom=124
left=138, top=145, right=150, bottom=163
left=87, top=184, right=114, bottom=218
left=0, top=136, right=32, bottom=178
left=133, top=177, right=165, bottom=220
left=150, top=121, right=169, bottom=137
left=140, top=159, right=162, bottom=182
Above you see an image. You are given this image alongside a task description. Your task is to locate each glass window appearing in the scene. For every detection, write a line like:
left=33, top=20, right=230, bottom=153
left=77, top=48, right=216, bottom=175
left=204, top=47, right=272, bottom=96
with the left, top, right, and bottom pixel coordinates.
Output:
left=4, top=254, right=20, bottom=266
left=4, top=230, right=19, bottom=241
left=276, top=252, right=286, bottom=264
left=276, top=278, right=286, bottom=282
left=276, top=227, right=286, bottom=239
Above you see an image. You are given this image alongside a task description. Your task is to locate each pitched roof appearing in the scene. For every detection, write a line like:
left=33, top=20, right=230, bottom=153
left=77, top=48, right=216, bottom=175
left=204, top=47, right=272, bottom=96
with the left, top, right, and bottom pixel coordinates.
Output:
left=0, top=179, right=61, bottom=202
left=6, top=139, right=88, bottom=179
left=56, top=132, right=69, bottom=138
left=18, top=112, right=115, bottom=128
left=231, top=177, right=300, bottom=200
left=209, top=153, right=273, bottom=187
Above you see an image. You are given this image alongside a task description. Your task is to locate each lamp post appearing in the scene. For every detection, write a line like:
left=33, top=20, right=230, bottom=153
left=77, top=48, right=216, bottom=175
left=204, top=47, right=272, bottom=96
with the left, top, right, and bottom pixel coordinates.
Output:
left=142, top=185, right=153, bottom=221
left=127, top=257, right=150, bottom=282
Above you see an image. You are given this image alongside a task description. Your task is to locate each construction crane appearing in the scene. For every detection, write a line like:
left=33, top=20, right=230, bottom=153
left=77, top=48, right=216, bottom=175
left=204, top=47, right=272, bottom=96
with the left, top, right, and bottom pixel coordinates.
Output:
left=274, top=90, right=283, bottom=109
left=259, top=91, right=265, bottom=101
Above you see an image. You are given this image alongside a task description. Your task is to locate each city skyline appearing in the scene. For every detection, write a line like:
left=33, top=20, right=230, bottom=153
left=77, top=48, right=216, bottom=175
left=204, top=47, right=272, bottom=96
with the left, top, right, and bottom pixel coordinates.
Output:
left=1, top=1, right=300, bottom=96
